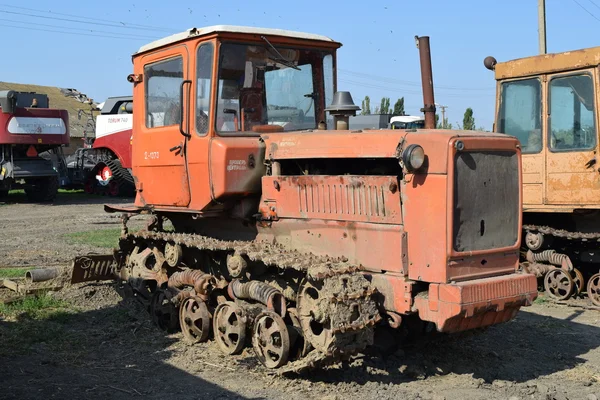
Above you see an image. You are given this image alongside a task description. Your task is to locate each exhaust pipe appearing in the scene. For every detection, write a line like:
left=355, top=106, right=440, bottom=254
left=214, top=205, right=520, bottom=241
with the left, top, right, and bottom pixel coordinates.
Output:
left=415, top=36, right=436, bottom=129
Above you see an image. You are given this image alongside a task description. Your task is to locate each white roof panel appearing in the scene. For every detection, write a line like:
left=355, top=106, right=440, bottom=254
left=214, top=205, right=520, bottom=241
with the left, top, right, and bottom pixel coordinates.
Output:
left=136, top=25, right=337, bottom=55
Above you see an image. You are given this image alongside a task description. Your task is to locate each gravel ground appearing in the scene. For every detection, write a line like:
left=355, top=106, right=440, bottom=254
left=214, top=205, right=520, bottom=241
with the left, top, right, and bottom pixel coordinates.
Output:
left=0, top=194, right=599, bottom=400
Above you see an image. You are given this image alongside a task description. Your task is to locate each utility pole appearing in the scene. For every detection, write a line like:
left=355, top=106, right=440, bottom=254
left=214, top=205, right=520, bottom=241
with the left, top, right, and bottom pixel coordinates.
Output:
left=538, top=0, right=547, bottom=54
left=435, top=103, right=448, bottom=128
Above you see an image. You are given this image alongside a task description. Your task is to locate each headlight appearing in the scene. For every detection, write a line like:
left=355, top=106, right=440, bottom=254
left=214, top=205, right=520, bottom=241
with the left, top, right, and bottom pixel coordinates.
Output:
left=402, top=144, right=425, bottom=172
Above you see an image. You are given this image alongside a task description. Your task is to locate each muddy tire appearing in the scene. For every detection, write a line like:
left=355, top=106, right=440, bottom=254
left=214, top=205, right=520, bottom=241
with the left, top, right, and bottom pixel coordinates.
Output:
left=25, top=176, right=59, bottom=202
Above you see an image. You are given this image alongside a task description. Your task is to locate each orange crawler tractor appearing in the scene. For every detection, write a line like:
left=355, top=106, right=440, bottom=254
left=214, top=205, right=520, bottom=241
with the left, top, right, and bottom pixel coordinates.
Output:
left=73, top=26, right=537, bottom=371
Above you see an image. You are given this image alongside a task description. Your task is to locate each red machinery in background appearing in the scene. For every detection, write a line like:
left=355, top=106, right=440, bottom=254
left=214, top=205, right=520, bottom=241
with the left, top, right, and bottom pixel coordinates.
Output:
left=0, top=90, right=69, bottom=201
left=65, top=96, right=134, bottom=196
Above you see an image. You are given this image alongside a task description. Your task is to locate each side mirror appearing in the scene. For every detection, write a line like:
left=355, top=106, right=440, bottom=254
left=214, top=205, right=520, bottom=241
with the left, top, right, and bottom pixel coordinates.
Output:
left=0, top=90, right=17, bottom=114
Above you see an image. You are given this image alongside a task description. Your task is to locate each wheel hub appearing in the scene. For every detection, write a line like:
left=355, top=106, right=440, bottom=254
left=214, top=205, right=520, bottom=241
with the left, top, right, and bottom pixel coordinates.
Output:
left=543, top=269, right=574, bottom=301
left=252, top=310, right=290, bottom=368
left=212, top=301, right=246, bottom=355
left=179, top=296, right=211, bottom=343
left=588, top=273, right=600, bottom=307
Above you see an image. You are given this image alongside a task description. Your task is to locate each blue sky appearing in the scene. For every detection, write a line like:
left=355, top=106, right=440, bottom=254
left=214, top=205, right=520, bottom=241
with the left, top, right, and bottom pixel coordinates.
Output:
left=0, top=0, right=598, bottom=130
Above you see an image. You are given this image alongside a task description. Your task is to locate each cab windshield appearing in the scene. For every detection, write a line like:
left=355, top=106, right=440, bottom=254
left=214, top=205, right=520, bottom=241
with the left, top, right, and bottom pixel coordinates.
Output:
left=216, top=42, right=333, bottom=134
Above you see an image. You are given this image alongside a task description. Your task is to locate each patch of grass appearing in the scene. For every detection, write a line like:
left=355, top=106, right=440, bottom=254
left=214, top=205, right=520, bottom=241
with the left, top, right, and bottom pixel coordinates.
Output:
left=0, top=293, right=70, bottom=320
left=64, top=228, right=121, bottom=248
left=0, top=293, right=77, bottom=356
left=534, top=293, right=548, bottom=304
left=57, top=188, right=85, bottom=194
left=0, top=267, right=33, bottom=279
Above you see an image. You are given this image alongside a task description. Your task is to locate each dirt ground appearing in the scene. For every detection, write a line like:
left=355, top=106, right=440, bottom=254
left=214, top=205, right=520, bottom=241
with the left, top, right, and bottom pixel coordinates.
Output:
left=0, top=194, right=599, bottom=400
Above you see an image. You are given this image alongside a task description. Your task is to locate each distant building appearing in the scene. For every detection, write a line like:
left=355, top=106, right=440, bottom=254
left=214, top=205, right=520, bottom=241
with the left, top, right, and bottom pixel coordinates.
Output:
left=0, top=82, right=98, bottom=154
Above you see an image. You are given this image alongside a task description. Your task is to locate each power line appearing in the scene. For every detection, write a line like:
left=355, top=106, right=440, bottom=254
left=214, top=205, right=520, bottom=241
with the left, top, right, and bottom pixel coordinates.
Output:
left=587, top=0, right=600, bottom=11
left=0, top=23, right=149, bottom=41
left=0, top=18, right=158, bottom=40
left=572, top=0, right=600, bottom=22
left=0, top=3, right=175, bottom=32
left=0, top=9, right=172, bottom=33
left=339, top=68, right=493, bottom=92
left=338, top=78, right=494, bottom=98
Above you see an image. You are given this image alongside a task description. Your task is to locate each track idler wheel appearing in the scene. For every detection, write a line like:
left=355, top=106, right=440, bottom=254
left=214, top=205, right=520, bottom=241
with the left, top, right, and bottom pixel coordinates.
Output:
left=149, top=289, right=179, bottom=332
left=588, top=273, right=600, bottom=307
left=543, top=269, right=574, bottom=301
left=213, top=301, right=246, bottom=355
left=164, top=242, right=183, bottom=268
left=571, top=268, right=585, bottom=297
left=179, top=296, right=211, bottom=343
left=252, top=310, right=290, bottom=369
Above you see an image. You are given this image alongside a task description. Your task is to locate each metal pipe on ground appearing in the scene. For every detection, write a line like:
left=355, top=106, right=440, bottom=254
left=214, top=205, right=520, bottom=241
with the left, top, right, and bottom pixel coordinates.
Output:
left=26, top=268, right=59, bottom=283
left=416, top=36, right=436, bottom=129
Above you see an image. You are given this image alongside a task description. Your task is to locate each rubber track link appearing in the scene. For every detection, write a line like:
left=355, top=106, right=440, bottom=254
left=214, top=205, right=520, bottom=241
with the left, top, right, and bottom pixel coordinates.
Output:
left=105, top=158, right=134, bottom=194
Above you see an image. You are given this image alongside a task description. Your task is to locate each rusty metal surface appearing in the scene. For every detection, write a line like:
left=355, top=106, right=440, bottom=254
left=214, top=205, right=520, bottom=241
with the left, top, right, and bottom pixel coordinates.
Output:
left=525, top=224, right=600, bottom=240
left=228, top=279, right=287, bottom=317
left=416, top=36, right=436, bottom=129
left=71, top=254, right=116, bottom=284
left=261, top=175, right=402, bottom=224
left=168, top=270, right=216, bottom=301
left=494, top=45, right=600, bottom=80
left=122, top=228, right=380, bottom=370
left=526, top=249, right=573, bottom=271
left=413, top=272, right=538, bottom=333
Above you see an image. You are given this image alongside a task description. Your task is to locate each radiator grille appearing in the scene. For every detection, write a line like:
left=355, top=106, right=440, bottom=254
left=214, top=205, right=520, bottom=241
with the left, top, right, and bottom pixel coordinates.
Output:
left=298, top=182, right=388, bottom=217
left=453, top=151, right=519, bottom=252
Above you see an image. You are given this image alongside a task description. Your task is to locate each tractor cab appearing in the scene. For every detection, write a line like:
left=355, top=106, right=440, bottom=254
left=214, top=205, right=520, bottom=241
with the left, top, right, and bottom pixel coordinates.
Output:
left=129, top=26, right=339, bottom=211
left=486, top=48, right=600, bottom=209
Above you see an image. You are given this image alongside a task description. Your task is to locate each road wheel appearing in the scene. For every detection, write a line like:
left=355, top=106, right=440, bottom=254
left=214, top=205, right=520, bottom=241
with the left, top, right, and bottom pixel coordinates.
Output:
left=25, top=176, right=59, bottom=202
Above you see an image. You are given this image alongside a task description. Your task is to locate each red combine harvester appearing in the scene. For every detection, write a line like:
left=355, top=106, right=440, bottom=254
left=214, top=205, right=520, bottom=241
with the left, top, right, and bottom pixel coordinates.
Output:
left=65, top=96, right=134, bottom=196
left=0, top=90, right=69, bottom=201
left=73, top=26, right=538, bottom=371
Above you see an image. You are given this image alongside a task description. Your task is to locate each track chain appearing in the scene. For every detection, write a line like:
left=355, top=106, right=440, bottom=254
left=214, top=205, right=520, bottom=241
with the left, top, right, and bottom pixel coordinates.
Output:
left=524, top=224, right=600, bottom=241
left=124, top=229, right=380, bottom=371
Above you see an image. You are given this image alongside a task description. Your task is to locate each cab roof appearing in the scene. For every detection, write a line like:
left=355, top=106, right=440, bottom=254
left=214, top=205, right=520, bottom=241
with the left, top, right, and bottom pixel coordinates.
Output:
left=136, top=25, right=339, bottom=55
left=495, top=45, right=600, bottom=80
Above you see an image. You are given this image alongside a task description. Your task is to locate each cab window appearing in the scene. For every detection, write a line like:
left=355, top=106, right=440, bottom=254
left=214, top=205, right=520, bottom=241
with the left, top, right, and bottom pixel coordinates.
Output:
left=145, top=57, right=184, bottom=128
left=498, top=78, right=542, bottom=153
left=215, top=42, right=333, bottom=134
left=549, top=74, right=596, bottom=152
left=196, top=43, right=214, bottom=135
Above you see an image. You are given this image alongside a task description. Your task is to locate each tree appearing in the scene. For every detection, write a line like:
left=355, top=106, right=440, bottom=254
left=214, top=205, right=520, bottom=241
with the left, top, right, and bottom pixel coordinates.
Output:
left=374, top=106, right=380, bottom=114
left=463, top=107, right=475, bottom=130
left=379, top=97, right=391, bottom=114
left=361, top=96, right=371, bottom=115
left=393, top=97, right=405, bottom=116
left=435, top=113, right=452, bottom=129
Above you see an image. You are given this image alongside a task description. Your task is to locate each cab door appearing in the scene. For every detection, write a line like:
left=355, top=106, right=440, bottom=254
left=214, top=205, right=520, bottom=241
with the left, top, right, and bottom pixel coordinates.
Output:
left=134, top=45, right=191, bottom=207
left=545, top=70, right=599, bottom=205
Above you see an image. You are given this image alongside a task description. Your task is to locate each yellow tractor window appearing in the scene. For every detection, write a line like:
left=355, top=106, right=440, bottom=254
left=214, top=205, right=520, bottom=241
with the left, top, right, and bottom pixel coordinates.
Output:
left=498, top=78, right=542, bottom=154
left=549, top=74, right=596, bottom=152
